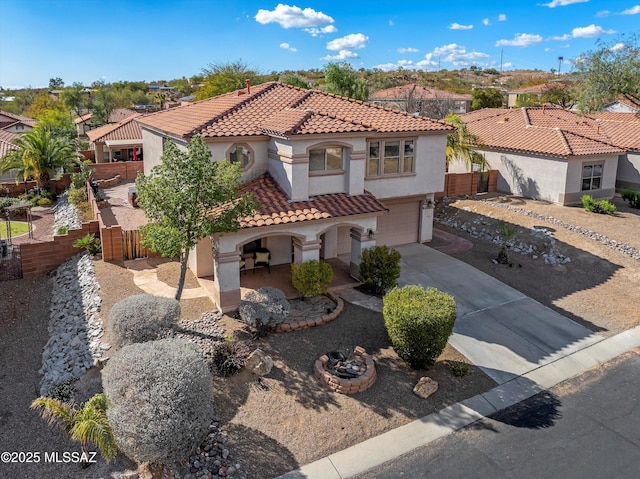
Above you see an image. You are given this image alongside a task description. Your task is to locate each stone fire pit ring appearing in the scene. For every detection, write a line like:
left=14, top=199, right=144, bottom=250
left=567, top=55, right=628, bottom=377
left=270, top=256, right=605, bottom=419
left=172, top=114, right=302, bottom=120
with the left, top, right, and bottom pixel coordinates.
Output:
left=314, top=346, right=376, bottom=394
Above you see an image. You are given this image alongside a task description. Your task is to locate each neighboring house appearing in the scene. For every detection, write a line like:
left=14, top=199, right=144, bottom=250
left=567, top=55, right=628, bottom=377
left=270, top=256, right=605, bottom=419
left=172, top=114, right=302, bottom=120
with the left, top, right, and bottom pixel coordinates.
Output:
left=369, top=84, right=471, bottom=118
left=0, top=129, right=19, bottom=181
left=601, top=98, right=639, bottom=113
left=506, top=82, right=572, bottom=108
left=74, top=108, right=138, bottom=138
left=87, top=114, right=143, bottom=163
left=0, top=110, right=35, bottom=133
left=138, top=81, right=453, bottom=312
left=456, top=107, right=640, bottom=204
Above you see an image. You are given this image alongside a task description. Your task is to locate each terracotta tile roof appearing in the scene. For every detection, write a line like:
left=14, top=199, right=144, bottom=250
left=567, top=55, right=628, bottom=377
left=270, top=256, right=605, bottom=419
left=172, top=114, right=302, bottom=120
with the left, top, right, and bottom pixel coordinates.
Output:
left=0, top=130, right=19, bottom=158
left=461, top=108, right=625, bottom=158
left=587, top=111, right=640, bottom=122
left=370, top=84, right=471, bottom=100
left=0, top=110, right=36, bottom=130
left=74, top=108, right=137, bottom=125
left=237, top=173, right=388, bottom=228
left=138, top=82, right=454, bottom=139
left=87, top=114, right=143, bottom=143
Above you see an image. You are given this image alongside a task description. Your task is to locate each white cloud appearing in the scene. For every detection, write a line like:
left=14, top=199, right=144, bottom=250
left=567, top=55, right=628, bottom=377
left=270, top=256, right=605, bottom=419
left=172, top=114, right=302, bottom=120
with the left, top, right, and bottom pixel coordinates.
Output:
left=498, top=14, right=507, bottom=21
left=398, top=47, right=419, bottom=53
left=596, top=10, right=610, bottom=17
left=389, top=19, right=394, bottom=26
left=540, top=0, right=589, bottom=7
left=255, top=4, right=334, bottom=28
left=373, top=63, right=401, bottom=72
left=321, top=50, right=359, bottom=61
left=304, top=25, right=337, bottom=36
left=571, top=24, right=616, bottom=38
left=483, top=18, right=490, bottom=26
left=621, top=5, right=640, bottom=14
left=496, top=33, right=543, bottom=47
left=280, top=42, right=297, bottom=52
left=610, top=42, right=625, bottom=52
left=326, top=33, right=369, bottom=51
left=502, top=62, right=514, bottom=68
left=449, top=23, right=473, bottom=30
left=545, top=47, right=553, bottom=51
left=551, top=33, right=572, bottom=40
left=424, top=43, right=491, bottom=67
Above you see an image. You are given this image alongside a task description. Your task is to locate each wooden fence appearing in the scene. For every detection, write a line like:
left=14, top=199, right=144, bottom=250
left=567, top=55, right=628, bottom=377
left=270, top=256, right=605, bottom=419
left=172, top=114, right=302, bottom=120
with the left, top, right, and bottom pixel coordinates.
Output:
left=122, top=229, right=148, bottom=260
left=435, top=170, right=498, bottom=200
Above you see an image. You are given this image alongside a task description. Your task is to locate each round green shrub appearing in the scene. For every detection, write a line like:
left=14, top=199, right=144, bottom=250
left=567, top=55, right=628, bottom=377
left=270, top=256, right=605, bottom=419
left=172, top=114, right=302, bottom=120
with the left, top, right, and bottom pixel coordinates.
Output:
left=291, top=259, right=333, bottom=298
left=37, top=197, right=53, bottom=206
left=359, top=245, right=401, bottom=295
left=108, top=294, right=180, bottom=349
left=383, top=285, right=457, bottom=369
left=103, top=338, right=214, bottom=466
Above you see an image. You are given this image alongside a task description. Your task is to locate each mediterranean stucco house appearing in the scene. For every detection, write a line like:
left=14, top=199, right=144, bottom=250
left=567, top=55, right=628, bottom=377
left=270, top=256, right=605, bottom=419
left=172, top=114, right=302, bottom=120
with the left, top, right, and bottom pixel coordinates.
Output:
left=137, top=81, right=454, bottom=311
left=454, top=107, right=640, bottom=205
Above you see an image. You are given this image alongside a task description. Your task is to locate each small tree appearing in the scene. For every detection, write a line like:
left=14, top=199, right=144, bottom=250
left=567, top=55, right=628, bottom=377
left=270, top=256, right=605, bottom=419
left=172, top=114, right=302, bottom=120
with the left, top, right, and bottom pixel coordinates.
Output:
left=291, top=260, right=334, bottom=298
left=136, top=134, right=257, bottom=300
left=471, top=87, right=504, bottom=110
left=383, top=285, right=457, bottom=369
left=359, top=245, right=401, bottom=296
left=103, top=338, right=214, bottom=468
left=323, top=62, right=369, bottom=101
left=31, top=393, right=117, bottom=464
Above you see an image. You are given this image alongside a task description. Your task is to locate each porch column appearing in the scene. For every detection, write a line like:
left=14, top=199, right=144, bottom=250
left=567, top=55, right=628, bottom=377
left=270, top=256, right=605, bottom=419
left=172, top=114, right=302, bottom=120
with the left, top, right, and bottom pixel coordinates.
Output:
left=213, top=249, right=242, bottom=313
left=292, top=237, right=321, bottom=264
left=322, top=228, right=338, bottom=259
left=349, top=227, right=376, bottom=279
left=419, top=195, right=435, bottom=243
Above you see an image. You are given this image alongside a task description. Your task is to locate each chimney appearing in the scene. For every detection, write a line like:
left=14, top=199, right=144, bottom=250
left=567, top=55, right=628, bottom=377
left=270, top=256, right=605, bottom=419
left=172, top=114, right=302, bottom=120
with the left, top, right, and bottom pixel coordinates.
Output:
left=246, top=79, right=251, bottom=94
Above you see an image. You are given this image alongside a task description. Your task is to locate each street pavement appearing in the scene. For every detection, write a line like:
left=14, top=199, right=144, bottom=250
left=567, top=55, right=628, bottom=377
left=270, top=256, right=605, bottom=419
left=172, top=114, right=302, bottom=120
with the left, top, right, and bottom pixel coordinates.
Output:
left=353, top=349, right=640, bottom=479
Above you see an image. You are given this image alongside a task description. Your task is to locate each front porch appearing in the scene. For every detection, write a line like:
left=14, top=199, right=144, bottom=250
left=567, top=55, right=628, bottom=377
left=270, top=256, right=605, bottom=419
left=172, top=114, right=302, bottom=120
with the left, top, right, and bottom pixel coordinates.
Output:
left=196, top=255, right=359, bottom=306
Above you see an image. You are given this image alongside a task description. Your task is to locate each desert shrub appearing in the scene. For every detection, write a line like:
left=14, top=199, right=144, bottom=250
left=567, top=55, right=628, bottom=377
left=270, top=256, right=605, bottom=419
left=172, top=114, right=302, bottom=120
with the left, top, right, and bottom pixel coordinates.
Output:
left=73, top=233, right=101, bottom=255
left=108, top=294, right=180, bottom=349
left=76, top=201, right=94, bottom=222
left=71, top=161, right=94, bottom=189
left=359, top=245, right=402, bottom=295
left=582, top=194, right=616, bottom=215
left=0, top=197, right=27, bottom=213
left=238, top=287, right=290, bottom=330
left=56, top=226, right=68, bottom=235
left=47, top=381, right=75, bottom=402
left=621, top=188, right=640, bottom=209
left=291, top=260, right=333, bottom=298
left=383, top=285, right=457, bottom=369
left=447, top=360, right=470, bottom=377
left=211, top=339, right=251, bottom=376
left=103, top=338, right=214, bottom=466
left=37, top=197, right=53, bottom=206
left=68, top=186, right=88, bottom=205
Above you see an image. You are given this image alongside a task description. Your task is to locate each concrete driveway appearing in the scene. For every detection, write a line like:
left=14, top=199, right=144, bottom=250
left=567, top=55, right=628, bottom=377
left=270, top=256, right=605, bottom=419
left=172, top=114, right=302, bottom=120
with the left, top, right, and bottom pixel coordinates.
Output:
left=395, top=243, right=604, bottom=384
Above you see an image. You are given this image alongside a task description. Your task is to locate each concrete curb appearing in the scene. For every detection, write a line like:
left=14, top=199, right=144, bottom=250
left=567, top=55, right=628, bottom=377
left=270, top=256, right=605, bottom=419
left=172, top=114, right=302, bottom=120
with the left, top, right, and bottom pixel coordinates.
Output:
left=275, top=325, right=640, bottom=479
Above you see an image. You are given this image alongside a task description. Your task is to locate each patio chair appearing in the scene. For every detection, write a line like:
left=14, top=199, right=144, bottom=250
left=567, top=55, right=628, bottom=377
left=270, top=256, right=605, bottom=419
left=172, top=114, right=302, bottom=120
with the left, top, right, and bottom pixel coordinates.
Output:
left=253, top=248, right=271, bottom=274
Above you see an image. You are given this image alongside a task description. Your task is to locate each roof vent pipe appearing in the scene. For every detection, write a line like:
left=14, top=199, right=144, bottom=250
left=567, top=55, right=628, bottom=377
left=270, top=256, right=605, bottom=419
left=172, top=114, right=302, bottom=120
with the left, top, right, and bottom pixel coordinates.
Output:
left=246, top=79, right=251, bottom=94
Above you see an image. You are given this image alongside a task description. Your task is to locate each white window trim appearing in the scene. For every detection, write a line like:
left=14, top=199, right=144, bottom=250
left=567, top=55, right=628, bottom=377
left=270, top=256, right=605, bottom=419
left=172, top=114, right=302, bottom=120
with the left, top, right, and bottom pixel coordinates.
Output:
left=581, top=161, right=604, bottom=191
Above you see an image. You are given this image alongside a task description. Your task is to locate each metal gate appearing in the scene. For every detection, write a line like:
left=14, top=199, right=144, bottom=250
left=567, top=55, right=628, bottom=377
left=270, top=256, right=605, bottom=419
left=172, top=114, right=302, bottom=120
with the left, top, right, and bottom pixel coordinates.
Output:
left=0, top=244, right=22, bottom=281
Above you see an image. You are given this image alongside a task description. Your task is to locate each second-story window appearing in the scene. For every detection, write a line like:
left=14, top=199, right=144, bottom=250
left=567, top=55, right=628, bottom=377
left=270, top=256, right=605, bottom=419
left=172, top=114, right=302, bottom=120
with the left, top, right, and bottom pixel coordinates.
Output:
left=367, top=139, right=414, bottom=177
left=309, top=147, right=343, bottom=172
left=229, top=145, right=251, bottom=169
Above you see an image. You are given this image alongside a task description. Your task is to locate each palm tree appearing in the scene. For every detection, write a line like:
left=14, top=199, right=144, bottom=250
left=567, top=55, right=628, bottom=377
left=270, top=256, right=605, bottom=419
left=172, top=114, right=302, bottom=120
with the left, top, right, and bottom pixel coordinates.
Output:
left=1, top=127, right=78, bottom=191
left=31, top=393, right=118, bottom=463
left=445, top=113, right=488, bottom=172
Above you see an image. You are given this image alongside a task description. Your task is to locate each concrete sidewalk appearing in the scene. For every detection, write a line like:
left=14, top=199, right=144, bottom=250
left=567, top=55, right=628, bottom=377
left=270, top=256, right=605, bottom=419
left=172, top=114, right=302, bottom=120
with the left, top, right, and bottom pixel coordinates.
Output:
left=276, top=244, right=631, bottom=479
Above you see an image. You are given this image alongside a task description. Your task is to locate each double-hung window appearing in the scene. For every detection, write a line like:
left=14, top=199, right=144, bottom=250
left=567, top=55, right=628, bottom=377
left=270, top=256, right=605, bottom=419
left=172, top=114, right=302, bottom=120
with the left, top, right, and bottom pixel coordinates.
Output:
left=367, top=139, right=414, bottom=177
left=309, top=147, right=343, bottom=172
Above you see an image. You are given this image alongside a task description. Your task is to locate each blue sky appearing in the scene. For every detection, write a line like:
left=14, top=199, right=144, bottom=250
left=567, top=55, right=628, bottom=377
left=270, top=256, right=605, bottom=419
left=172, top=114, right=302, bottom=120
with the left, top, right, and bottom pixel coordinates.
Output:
left=1, top=0, right=639, bottom=88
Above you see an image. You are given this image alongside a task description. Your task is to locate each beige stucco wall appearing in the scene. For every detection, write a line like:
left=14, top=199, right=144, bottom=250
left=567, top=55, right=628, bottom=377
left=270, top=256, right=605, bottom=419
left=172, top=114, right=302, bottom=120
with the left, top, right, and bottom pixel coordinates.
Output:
left=364, top=134, right=447, bottom=200
left=562, top=154, right=618, bottom=204
left=141, top=129, right=165, bottom=174
left=616, top=152, right=640, bottom=190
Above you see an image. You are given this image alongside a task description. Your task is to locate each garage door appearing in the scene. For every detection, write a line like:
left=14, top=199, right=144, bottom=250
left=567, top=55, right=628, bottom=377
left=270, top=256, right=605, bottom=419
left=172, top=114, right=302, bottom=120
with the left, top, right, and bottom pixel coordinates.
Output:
left=376, top=200, right=420, bottom=246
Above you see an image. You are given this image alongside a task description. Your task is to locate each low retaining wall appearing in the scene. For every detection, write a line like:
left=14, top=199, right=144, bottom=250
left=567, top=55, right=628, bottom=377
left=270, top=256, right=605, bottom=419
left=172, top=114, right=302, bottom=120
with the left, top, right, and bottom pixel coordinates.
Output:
left=270, top=292, right=344, bottom=333
left=89, top=161, right=143, bottom=181
left=20, top=221, right=99, bottom=277
left=1, top=175, right=72, bottom=197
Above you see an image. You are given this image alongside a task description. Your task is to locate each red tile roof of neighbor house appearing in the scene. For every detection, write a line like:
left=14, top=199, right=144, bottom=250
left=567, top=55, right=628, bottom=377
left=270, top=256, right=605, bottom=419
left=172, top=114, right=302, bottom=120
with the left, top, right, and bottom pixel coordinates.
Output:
left=236, top=173, right=388, bottom=228
left=137, top=82, right=454, bottom=139
left=0, top=110, right=36, bottom=129
left=74, top=108, right=138, bottom=125
left=86, top=114, right=143, bottom=143
left=370, top=84, right=472, bottom=100
left=461, top=107, right=628, bottom=158
left=0, top=130, right=19, bottom=158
